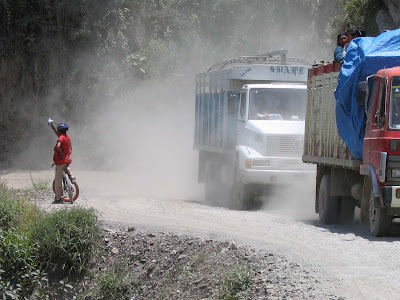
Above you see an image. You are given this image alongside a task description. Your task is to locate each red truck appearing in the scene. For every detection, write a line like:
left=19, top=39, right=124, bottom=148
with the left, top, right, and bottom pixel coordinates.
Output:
left=303, top=36, right=400, bottom=237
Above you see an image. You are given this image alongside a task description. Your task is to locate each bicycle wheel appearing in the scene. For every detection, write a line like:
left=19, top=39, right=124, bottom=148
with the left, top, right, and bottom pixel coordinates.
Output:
left=52, top=179, right=80, bottom=202
left=65, top=175, right=74, bottom=204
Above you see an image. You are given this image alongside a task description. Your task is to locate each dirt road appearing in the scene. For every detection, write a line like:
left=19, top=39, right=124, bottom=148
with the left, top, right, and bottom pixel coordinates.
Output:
left=2, top=169, right=400, bottom=299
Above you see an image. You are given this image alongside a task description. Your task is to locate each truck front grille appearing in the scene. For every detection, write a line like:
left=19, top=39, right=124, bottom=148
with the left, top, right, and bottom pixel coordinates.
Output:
left=269, top=158, right=312, bottom=170
left=266, top=135, right=304, bottom=157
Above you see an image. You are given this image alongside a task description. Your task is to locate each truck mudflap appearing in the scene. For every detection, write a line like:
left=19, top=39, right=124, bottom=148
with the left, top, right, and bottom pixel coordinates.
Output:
left=360, top=163, right=380, bottom=198
left=361, top=164, right=400, bottom=214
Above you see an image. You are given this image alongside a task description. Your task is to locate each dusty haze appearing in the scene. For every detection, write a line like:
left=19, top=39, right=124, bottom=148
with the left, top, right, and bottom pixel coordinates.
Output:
left=10, top=1, right=338, bottom=209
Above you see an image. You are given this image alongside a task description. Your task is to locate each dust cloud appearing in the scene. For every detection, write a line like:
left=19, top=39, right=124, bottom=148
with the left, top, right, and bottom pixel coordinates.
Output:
left=8, top=1, right=338, bottom=214
left=74, top=74, right=203, bottom=201
left=259, top=174, right=318, bottom=220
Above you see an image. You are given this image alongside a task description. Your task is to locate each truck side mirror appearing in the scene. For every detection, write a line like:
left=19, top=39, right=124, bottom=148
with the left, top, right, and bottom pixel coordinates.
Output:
left=357, top=81, right=367, bottom=105
left=228, top=95, right=237, bottom=114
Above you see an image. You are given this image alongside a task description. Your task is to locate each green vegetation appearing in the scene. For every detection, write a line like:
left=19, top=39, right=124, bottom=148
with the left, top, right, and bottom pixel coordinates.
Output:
left=34, top=206, right=101, bottom=276
left=0, top=182, right=101, bottom=298
left=30, top=174, right=50, bottom=191
left=0, top=0, right=334, bottom=121
left=83, top=260, right=137, bottom=300
left=0, top=182, right=42, bottom=230
left=1, top=0, right=355, bottom=165
left=218, top=264, right=254, bottom=299
left=339, top=0, right=385, bottom=36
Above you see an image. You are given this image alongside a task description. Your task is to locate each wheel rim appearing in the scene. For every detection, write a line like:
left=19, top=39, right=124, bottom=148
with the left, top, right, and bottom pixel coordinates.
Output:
left=53, top=181, right=78, bottom=202
left=64, top=183, right=78, bottom=202
left=369, top=194, right=377, bottom=226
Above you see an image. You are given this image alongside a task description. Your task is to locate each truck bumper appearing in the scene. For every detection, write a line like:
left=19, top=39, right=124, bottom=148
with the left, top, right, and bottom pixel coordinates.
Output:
left=383, top=186, right=400, bottom=208
left=242, top=169, right=316, bottom=185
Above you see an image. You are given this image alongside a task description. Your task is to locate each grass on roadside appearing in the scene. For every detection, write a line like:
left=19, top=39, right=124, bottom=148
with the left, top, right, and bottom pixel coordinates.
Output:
left=0, top=182, right=42, bottom=230
left=218, top=263, right=254, bottom=300
left=0, top=182, right=48, bottom=297
left=82, top=260, right=137, bottom=300
left=29, top=174, right=50, bottom=191
left=0, top=181, right=101, bottom=298
left=34, top=206, right=101, bottom=276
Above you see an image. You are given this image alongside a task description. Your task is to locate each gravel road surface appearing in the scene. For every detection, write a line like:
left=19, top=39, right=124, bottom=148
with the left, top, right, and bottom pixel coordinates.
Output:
left=2, top=169, right=400, bottom=299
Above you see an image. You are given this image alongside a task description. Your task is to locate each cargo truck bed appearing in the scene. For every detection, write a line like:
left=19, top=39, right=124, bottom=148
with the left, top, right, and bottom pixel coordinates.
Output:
left=302, top=63, right=362, bottom=170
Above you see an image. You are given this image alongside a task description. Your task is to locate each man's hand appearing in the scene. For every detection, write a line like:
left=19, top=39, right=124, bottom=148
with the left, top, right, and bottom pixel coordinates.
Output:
left=48, top=118, right=54, bottom=127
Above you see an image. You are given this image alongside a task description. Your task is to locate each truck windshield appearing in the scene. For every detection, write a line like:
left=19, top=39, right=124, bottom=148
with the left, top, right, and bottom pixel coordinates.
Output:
left=389, top=76, right=400, bottom=129
left=248, top=88, right=306, bottom=120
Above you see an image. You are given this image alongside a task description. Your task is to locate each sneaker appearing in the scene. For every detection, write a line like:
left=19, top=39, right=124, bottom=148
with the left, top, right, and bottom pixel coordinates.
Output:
left=69, top=176, right=76, bottom=184
left=52, top=198, right=63, bottom=204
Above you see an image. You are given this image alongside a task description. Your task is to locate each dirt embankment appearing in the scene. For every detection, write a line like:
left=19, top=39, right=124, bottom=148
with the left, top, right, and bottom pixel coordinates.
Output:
left=67, top=224, right=344, bottom=299
left=20, top=187, right=344, bottom=299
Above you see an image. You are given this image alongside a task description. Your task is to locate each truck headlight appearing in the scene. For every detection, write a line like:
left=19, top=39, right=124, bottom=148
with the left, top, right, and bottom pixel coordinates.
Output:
left=390, top=140, right=400, bottom=151
left=392, top=169, right=400, bottom=178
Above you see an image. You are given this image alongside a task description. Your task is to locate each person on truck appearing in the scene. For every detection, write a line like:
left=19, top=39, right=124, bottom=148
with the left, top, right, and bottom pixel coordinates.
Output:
left=334, top=32, right=347, bottom=62
left=344, top=29, right=364, bottom=54
left=48, top=118, right=75, bottom=204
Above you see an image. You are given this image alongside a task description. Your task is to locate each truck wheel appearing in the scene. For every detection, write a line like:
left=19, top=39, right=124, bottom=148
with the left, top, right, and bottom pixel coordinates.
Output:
left=204, top=163, right=219, bottom=204
left=360, top=178, right=370, bottom=222
left=232, top=170, right=253, bottom=210
left=205, top=162, right=232, bottom=206
left=338, top=197, right=355, bottom=224
left=369, top=192, right=392, bottom=237
left=318, top=174, right=339, bottom=224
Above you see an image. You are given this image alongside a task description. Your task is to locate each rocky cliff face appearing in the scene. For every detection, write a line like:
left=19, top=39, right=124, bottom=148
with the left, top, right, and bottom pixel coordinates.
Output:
left=1, top=0, right=397, bottom=168
left=0, top=52, right=47, bottom=166
left=0, top=47, right=68, bottom=168
left=378, top=0, right=400, bottom=30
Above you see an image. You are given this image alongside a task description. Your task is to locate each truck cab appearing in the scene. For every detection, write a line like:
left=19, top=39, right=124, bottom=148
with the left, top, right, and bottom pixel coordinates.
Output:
left=235, top=83, right=313, bottom=187
left=360, top=67, right=400, bottom=234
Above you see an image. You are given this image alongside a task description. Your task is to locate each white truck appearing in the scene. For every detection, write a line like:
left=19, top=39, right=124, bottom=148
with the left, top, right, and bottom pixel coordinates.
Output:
left=194, top=50, right=315, bottom=209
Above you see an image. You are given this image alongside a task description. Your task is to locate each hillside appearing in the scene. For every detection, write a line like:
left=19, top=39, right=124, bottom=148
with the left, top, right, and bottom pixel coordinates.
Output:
left=0, top=0, right=394, bottom=168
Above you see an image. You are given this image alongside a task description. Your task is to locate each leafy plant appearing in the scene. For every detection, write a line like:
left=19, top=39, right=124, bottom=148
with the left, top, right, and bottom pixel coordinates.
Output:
left=218, top=264, right=253, bottom=300
left=0, top=182, right=23, bottom=230
left=34, top=206, right=101, bottom=276
left=339, top=0, right=385, bottom=35
left=0, top=229, right=49, bottom=298
left=0, top=182, right=42, bottom=231
left=83, top=260, right=137, bottom=300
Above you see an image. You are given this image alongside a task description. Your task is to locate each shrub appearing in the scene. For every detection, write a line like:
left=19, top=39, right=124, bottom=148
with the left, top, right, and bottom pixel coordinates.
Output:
left=218, top=264, right=253, bottom=300
left=34, top=206, right=101, bottom=276
left=83, top=261, right=137, bottom=300
left=0, top=182, right=43, bottom=231
left=0, top=182, right=22, bottom=230
left=0, top=229, right=48, bottom=298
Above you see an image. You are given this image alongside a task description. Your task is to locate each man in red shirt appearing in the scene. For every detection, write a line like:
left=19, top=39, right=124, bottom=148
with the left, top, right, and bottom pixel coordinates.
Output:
left=48, top=118, right=75, bottom=204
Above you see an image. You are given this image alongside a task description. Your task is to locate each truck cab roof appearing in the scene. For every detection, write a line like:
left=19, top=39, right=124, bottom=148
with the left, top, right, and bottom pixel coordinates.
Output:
left=377, top=66, right=400, bottom=78
left=242, top=83, right=307, bottom=90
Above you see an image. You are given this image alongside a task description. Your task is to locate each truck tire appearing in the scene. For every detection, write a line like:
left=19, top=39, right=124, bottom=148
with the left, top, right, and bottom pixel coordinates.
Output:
left=205, top=162, right=232, bottom=206
left=360, top=178, right=371, bottom=222
left=232, top=169, right=253, bottom=210
left=204, top=163, right=220, bottom=204
left=318, top=174, right=339, bottom=224
left=369, top=192, right=392, bottom=237
left=338, top=197, right=355, bottom=224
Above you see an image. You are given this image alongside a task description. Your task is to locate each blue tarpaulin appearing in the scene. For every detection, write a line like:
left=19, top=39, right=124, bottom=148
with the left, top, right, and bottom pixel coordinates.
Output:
left=334, top=29, right=400, bottom=159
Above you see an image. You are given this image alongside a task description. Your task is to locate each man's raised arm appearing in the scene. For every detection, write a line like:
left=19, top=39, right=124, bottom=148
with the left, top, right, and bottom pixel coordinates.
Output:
left=48, top=118, right=60, bottom=136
